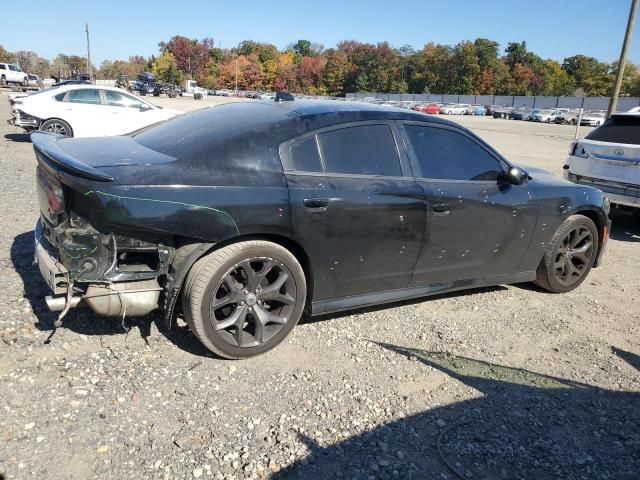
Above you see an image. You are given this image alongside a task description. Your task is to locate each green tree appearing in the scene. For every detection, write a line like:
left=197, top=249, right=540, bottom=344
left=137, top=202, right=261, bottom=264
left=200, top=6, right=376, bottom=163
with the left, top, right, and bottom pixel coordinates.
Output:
left=0, top=45, right=16, bottom=62
left=452, top=41, right=480, bottom=94
left=323, top=50, right=349, bottom=96
left=152, top=52, right=181, bottom=84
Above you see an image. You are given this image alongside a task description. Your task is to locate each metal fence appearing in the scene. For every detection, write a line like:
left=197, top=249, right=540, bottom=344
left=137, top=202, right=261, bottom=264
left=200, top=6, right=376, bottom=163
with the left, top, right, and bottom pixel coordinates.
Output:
left=345, top=92, right=640, bottom=112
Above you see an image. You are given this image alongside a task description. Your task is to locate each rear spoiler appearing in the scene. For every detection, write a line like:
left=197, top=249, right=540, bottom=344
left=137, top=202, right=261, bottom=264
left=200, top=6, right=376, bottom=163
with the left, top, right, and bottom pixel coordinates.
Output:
left=31, top=131, right=114, bottom=182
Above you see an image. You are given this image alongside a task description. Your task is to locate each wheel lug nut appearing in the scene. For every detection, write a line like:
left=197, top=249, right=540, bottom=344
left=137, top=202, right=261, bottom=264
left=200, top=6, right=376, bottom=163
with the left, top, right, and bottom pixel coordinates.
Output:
left=240, top=301, right=245, bottom=306
left=243, top=289, right=249, bottom=295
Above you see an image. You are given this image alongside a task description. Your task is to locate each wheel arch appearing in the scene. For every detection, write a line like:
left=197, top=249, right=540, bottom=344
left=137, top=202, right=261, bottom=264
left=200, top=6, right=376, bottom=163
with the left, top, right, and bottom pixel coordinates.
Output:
left=567, top=206, right=608, bottom=266
left=164, top=233, right=314, bottom=327
left=41, top=117, right=74, bottom=137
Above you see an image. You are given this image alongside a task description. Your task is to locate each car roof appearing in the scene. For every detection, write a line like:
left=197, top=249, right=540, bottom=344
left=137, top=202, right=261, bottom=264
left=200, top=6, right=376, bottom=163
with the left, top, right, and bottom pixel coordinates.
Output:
left=268, top=99, right=461, bottom=127
left=48, top=84, right=126, bottom=93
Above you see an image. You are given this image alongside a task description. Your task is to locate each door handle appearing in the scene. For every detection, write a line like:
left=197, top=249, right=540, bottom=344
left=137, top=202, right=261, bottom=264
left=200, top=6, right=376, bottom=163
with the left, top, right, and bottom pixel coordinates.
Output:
left=432, top=202, right=452, bottom=214
left=303, top=197, right=329, bottom=211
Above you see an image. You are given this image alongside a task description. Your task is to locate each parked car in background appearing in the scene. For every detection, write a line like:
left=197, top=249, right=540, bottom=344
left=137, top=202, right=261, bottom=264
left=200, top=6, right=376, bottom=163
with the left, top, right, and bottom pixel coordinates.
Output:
left=9, top=85, right=182, bottom=137
left=493, top=106, right=513, bottom=119
left=32, top=100, right=610, bottom=359
left=415, top=103, right=442, bottom=114
left=509, top=107, right=532, bottom=120
left=555, top=111, right=580, bottom=125
left=565, top=113, right=639, bottom=208
left=26, top=74, right=42, bottom=89
left=532, top=109, right=563, bottom=123
left=439, top=103, right=468, bottom=115
left=0, top=63, right=28, bottom=86
left=484, top=105, right=503, bottom=116
left=470, top=105, right=487, bottom=115
left=580, top=111, right=606, bottom=127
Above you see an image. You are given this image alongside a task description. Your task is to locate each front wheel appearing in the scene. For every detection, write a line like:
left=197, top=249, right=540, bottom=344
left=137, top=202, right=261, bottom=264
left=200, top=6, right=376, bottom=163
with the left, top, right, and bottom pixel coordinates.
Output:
left=183, top=241, right=307, bottom=359
left=534, top=214, right=598, bottom=293
left=40, top=118, right=73, bottom=137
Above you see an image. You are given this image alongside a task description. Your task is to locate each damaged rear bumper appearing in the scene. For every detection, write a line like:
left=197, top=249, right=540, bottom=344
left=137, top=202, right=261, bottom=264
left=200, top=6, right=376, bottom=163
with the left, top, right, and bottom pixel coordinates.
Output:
left=34, top=218, right=169, bottom=317
left=8, top=111, right=40, bottom=130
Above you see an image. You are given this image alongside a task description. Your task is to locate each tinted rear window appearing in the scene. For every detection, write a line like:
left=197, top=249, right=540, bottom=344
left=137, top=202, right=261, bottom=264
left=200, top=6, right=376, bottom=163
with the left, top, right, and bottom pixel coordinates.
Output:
left=290, top=136, right=322, bottom=172
left=317, top=125, right=401, bottom=176
left=585, top=116, right=640, bottom=145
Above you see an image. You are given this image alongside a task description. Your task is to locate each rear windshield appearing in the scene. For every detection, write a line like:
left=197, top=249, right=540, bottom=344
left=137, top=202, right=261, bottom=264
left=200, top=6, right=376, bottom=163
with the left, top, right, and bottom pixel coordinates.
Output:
left=585, top=115, right=640, bottom=144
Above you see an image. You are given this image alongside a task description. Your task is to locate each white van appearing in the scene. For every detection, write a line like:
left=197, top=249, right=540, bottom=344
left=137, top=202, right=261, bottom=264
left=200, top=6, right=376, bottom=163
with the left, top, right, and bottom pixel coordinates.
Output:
left=564, top=113, right=640, bottom=208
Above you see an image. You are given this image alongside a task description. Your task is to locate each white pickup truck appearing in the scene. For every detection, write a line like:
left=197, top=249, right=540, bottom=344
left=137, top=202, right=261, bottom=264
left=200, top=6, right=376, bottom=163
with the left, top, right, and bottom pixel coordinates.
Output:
left=0, top=63, right=29, bottom=86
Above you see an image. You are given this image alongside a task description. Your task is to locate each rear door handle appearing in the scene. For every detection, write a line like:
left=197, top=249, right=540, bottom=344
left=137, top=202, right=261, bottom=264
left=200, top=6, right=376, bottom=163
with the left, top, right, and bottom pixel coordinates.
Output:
left=303, top=197, right=329, bottom=211
left=432, top=202, right=452, bottom=214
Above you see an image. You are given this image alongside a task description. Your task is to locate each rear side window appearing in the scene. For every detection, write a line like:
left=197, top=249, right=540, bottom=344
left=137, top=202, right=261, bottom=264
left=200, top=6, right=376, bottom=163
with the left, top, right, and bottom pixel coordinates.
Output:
left=289, top=136, right=322, bottom=172
left=404, top=125, right=502, bottom=181
left=585, top=116, right=640, bottom=145
left=54, top=93, right=65, bottom=101
left=317, top=125, right=401, bottom=176
left=67, top=89, right=101, bottom=105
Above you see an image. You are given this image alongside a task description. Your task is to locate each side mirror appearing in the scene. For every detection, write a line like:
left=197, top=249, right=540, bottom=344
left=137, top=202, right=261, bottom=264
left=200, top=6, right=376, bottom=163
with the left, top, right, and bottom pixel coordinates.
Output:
left=139, top=103, right=151, bottom=111
left=505, top=166, right=528, bottom=185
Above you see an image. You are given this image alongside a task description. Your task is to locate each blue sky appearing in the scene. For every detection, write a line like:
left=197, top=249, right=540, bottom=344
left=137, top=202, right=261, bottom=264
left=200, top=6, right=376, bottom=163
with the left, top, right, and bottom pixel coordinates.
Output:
left=2, top=0, right=638, bottom=65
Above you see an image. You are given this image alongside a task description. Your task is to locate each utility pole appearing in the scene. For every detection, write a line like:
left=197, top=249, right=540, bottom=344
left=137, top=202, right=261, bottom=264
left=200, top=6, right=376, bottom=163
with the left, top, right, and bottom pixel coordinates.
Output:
left=234, top=54, right=238, bottom=96
left=607, top=0, right=638, bottom=117
left=85, top=22, right=92, bottom=83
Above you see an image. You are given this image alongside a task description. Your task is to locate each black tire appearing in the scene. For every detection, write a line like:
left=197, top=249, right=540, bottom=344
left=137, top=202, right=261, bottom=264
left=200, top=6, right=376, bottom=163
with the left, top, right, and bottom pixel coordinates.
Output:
left=40, top=118, right=73, bottom=137
left=0, top=75, right=6, bottom=86
left=194, top=92, right=203, bottom=100
left=22, top=77, right=28, bottom=86
left=534, top=214, right=598, bottom=293
left=183, top=241, right=307, bottom=359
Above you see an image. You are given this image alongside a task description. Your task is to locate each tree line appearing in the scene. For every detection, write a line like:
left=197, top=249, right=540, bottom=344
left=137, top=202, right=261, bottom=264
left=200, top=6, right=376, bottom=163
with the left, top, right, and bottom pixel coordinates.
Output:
left=2, top=38, right=639, bottom=97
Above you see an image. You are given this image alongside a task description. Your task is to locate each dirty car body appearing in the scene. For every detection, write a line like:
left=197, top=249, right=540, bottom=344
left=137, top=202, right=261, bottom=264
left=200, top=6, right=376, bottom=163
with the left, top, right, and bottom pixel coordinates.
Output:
left=32, top=100, right=611, bottom=358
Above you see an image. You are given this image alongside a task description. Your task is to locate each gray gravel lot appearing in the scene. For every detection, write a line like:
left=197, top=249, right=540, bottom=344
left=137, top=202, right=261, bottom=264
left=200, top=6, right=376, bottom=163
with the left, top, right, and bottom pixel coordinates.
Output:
left=1, top=93, right=639, bottom=480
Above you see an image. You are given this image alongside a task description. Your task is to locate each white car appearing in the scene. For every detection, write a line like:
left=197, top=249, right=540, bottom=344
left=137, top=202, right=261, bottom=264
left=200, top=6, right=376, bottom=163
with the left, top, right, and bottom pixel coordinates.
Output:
left=532, top=109, right=563, bottom=122
left=9, top=85, right=183, bottom=137
left=439, top=103, right=468, bottom=115
left=580, top=112, right=606, bottom=127
left=0, top=63, right=28, bottom=86
left=564, top=113, right=640, bottom=208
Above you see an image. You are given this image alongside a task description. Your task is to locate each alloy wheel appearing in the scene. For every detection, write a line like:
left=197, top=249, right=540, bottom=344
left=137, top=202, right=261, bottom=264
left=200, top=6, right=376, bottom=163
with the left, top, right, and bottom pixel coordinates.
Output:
left=553, top=225, right=594, bottom=287
left=209, top=257, right=296, bottom=348
left=43, top=122, right=69, bottom=136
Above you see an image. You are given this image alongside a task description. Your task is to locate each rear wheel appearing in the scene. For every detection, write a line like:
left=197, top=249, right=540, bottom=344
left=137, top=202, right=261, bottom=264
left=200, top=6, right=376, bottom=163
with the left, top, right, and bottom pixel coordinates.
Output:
left=183, top=241, right=307, bottom=359
left=0, top=75, right=6, bottom=86
left=535, top=214, right=598, bottom=293
left=40, top=118, right=73, bottom=137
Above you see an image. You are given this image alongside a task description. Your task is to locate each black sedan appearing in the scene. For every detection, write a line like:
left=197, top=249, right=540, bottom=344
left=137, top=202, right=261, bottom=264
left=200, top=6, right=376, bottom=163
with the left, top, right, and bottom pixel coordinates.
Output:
left=31, top=100, right=611, bottom=358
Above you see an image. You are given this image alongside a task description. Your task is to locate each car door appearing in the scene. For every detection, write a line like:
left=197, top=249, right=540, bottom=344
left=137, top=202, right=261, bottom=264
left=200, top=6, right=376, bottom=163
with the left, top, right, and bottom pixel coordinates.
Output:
left=281, top=121, right=427, bottom=302
left=102, top=89, right=155, bottom=134
left=398, top=121, right=538, bottom=287
left=57, top=88, right=107, bottom=137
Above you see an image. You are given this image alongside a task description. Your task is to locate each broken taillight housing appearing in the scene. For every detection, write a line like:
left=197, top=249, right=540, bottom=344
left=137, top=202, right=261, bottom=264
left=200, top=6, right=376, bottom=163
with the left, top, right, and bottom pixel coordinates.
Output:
left=37, top=166, right=65, bottom=215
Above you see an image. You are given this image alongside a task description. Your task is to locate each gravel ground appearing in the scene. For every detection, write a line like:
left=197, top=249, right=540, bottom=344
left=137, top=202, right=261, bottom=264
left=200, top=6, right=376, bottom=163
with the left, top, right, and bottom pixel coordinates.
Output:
left=1, top=93, right=639, bottom=480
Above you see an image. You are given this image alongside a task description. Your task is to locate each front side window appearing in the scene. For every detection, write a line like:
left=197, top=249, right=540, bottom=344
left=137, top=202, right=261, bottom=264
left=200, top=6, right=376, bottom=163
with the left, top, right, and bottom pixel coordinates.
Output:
left=404, top=125, right=502, bottom=181
left=105, top=90, right=144, bottom=108
left=8, top=64, right=19, bottom=71
left=66, top=89, right=102, bottom=105
left=317, top=124, right=401, bottom=176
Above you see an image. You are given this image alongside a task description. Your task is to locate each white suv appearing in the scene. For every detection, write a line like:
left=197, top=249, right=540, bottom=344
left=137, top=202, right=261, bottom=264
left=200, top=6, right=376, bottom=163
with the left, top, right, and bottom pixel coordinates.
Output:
left=564, top=113, right=640, bottom=208
left=0, top=63, right=28, bottom=86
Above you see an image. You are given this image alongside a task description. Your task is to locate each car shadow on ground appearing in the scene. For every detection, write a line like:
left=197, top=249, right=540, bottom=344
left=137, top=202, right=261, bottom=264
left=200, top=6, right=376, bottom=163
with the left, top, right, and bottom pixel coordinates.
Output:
left=609, top=208, right=640, bottom=243
left=4, top=133, right=31, bottom=143
left=273, top=344, right=640, bottom=480
left=11, top=230, right=214, bottom=357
